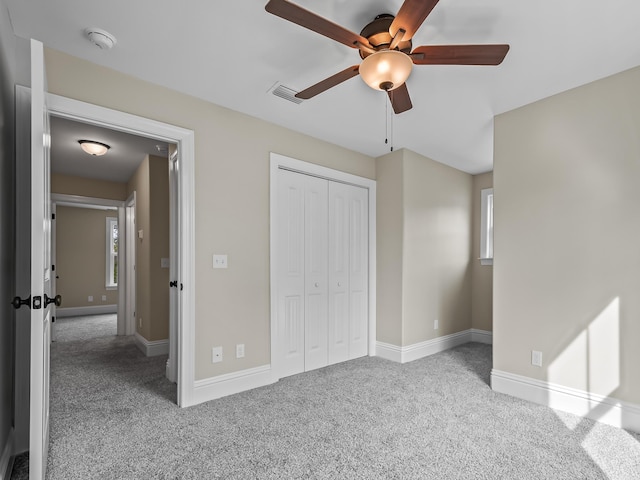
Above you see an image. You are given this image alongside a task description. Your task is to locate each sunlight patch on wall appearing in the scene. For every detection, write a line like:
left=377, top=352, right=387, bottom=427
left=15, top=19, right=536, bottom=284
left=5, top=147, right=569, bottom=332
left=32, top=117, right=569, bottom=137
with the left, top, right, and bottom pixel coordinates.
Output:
left=548, top=297, right=620, bottom=397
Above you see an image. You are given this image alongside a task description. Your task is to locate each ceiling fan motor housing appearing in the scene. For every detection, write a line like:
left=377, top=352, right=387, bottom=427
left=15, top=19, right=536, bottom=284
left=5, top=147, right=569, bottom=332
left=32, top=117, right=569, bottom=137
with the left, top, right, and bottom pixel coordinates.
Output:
left=359, top=14, right=412, bottom=59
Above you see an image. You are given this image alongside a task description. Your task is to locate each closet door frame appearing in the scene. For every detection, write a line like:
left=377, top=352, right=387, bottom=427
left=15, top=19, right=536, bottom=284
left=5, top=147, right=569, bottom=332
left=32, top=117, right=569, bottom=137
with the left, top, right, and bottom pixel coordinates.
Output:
left=269, top=153, right=377, bottom=382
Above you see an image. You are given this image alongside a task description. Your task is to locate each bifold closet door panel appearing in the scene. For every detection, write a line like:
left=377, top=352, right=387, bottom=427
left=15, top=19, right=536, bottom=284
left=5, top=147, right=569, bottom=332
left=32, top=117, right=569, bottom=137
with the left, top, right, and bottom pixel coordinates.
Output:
left=276, top=169, right=306, bottom=378
left=347, top=184, right=369, bottom=360
left=328, top=182, right=350, bottom=364
left=328, top=182, right=369, bottom=364
left=304, top=175, right=329, bottom=372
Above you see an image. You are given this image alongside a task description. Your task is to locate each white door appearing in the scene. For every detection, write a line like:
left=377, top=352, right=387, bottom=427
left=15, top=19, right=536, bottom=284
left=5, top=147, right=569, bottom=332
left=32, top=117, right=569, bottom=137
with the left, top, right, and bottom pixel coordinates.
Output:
left=125, top=193, right=136, bottom=336
left=346, top=184, right=369, bottom=359
left=167, top=149, right=180, bottom=383
left=303, top=175, right=328, bottom=371
left=328, top=182, right=369, bottom=364
left=29, top=38, right=52, bottom=480
left=276, top=169, right=306, bottom=377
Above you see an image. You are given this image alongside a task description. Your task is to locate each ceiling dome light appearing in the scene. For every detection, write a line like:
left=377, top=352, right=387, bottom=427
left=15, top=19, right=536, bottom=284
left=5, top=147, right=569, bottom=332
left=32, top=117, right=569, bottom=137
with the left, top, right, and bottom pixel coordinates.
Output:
left=78, top=140, right=111, bottom=156
left=359, top=50, right=413, bottom=91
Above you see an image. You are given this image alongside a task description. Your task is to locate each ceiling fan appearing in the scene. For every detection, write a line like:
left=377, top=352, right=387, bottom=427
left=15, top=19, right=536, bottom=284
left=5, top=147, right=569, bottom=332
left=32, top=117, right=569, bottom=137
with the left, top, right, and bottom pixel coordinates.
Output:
left=265, top=0, right=509, bottom=114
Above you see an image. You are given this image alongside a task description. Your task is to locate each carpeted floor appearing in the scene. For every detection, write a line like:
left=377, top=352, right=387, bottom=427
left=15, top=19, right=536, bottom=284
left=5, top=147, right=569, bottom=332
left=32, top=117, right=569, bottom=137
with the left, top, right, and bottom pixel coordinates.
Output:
left=11, top=314, right=640, bottom=479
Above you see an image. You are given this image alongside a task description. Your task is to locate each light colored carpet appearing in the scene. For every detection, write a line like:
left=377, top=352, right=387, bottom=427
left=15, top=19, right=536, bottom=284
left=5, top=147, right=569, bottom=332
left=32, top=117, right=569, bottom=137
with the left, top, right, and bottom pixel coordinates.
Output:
left=12, top=315, right=640, bottom=479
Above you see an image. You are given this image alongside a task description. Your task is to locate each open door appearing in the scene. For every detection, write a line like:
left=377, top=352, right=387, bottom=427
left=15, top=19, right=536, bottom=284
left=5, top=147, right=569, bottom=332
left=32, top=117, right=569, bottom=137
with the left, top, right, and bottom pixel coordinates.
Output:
left=13, top=40, right=53, bottom=480
left=27, top=38, right=53, bottom=480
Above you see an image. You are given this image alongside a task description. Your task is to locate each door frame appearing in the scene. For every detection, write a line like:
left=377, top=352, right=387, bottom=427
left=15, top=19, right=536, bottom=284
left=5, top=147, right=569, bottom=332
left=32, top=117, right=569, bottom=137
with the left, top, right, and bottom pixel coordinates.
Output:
left=46, top=93, right=196, bottom=407
left=125, top=192, right=136, bottom=336
left=269, top=152, right=377, bottom=381
left=50, top=194, right=124, bottom=325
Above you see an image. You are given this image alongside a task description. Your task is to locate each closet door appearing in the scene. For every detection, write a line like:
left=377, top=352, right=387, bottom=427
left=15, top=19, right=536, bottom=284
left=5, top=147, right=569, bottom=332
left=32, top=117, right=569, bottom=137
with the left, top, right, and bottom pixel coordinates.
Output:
left=328, top=182, right=369, bottom=364
left=276, top=170, right=306, bottom=378
left=347, top=184, right=369, bottom=359
left=303, top=176, right=329, bottom=371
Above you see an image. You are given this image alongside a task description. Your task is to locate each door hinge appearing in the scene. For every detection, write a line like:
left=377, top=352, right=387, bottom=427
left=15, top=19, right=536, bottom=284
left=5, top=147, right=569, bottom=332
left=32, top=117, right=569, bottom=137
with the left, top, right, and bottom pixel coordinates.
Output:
left=51, top=213, right=55, bottom=220
left=52, top=264, right=55, bottom=271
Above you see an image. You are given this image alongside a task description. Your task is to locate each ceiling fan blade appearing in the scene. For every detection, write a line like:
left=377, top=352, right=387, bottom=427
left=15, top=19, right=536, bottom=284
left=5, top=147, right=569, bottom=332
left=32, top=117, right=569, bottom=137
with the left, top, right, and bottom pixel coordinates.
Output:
left=390, top=0, right=440, bottom=40
left=295, top=65, right=361, bottom=100
left=387, top=83, right=413, bottom=114
left=412, top=44, right=510, bottom=65
left=265, top=0, right=370, bottom=49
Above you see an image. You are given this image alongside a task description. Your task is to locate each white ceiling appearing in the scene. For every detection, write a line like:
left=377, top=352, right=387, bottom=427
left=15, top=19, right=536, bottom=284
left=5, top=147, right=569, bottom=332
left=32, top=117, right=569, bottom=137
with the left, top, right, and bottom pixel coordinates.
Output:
left=7, top=0, right=640, bottom=174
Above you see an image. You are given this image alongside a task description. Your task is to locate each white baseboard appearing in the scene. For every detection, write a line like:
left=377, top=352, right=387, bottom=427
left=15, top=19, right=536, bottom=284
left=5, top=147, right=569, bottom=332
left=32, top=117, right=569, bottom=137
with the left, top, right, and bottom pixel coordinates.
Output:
left=193, top=365, right=275, bottom=406
left=134, top=333, right=169, bottom=357
left=491, top=369, right=640, bottom=434
left=375, top=328, right=493, bottom=364
left=56, top=304, right=117, bottom=318
left=0, top=429, right=14, bottom=480
left=471, top=328, right=493, bottom=344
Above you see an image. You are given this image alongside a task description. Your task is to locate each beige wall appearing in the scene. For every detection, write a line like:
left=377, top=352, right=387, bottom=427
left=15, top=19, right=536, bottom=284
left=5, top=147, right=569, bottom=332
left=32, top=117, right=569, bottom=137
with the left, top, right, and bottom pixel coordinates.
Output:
left=52, top=172, right=127, bottom=200
left=376, top=149, right=473, bottom=347
left=471, top=172, right=493, bottom=331
left=55, top=206, right=119, bottom=308
left=149, top=155, right=170, bottom=340
left=126, top=155, right=169, bottom=342
left=375, top=150, right=404, bottom=345
left=494, top=65, right=640, bottom=404
left=127, top=156, right=151, bottom=339
left=44, top=48, right=375, bottom=379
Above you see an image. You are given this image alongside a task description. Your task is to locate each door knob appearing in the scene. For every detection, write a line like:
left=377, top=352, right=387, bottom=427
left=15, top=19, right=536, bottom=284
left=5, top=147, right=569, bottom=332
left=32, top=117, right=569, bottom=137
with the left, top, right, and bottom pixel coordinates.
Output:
left=11, top=295, right=30, bottom=309
left=315, top=282, right=319, bottom=287
left=338, top=282, right=342, bottom=287
left=44, top=294, right=62, bottom=307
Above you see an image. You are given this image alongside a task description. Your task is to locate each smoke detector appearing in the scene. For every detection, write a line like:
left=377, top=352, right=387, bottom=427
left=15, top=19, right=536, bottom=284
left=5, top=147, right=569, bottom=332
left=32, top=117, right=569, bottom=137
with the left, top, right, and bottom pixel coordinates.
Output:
left=85, top=28, right=117, bottom=50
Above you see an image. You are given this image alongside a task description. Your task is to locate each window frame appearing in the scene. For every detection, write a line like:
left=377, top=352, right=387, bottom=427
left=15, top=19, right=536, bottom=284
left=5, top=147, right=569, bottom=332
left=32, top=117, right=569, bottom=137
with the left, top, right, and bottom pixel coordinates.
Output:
left=480, top=188, right=493, bottom=266
left=106, top=216, right=118, bottom=289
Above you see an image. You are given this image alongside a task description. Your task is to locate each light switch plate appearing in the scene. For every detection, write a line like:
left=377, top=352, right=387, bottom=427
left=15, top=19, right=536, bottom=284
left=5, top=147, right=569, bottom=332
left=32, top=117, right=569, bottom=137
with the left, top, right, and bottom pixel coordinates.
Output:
left=213, top=254, right=228, bottom=269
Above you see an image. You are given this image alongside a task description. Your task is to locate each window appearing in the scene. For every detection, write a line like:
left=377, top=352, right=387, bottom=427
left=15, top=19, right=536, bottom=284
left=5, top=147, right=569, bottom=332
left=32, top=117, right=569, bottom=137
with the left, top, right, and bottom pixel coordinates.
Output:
left=480, top=188, right=493, bottom=266
left=106, top=217, right=118, bottom=288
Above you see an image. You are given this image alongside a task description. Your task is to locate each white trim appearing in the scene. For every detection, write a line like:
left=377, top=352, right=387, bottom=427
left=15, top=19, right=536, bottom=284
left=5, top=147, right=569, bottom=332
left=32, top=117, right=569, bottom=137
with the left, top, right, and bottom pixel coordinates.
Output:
left=47, top=93, right=196, bottom=408
left=375, top=328, right=493, bottom=364
left=0, top=428, right=14, bottom=480
left=193, top=365, right=275, bottom=405
left=470, top=329, right=493, bottom=344
left=56, top=304, right=117, bottom=318
left=269, top=152, right=377, bottom=381
left=134, top=332, right=169, bottom=357
left=491, top=369, right=640, bottom=433
left=480, top=188, right=493, bottom=263
left=50, top=193, right=122, bottom=209
left=105, top=216, right=118, bottom=288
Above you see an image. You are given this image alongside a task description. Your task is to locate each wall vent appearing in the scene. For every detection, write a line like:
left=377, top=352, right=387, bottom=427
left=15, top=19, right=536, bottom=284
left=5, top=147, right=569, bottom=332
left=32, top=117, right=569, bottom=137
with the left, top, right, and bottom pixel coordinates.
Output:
left=272, top=84, right=303, bottom=104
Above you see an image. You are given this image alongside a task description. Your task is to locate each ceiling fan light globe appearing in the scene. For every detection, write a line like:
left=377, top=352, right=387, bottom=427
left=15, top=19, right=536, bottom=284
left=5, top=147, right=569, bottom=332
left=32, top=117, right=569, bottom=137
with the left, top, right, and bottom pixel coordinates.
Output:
left=359, top=50, right=413, bottom=92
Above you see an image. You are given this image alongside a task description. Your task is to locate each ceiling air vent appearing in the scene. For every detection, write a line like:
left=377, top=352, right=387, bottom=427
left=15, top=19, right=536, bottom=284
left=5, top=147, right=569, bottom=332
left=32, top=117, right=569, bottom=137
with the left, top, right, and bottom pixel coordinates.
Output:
left=272, top=84, right=303, bottom=104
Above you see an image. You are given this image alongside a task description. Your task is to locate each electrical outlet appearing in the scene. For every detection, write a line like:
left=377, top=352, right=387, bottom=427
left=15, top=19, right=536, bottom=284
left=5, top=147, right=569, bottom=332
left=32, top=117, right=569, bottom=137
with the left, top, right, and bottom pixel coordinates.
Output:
left=88, top=295, right=93, bottom=302
left=236, top=344, right=245, bottom=358
left=102, top=295, right=107, bottom=301
left=139, top=317, right=142, bottom=328
left=434, top=319, right=439, bottom=330
left=212, top=346, right=223, bottom=363
left=213, top=254, right=228, bottom=269
left=531, top=350, right=543, bottom=367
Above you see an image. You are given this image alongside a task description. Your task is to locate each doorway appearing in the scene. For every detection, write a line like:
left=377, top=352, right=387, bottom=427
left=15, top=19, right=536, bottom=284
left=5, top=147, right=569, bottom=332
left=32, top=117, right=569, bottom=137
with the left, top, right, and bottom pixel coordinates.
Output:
left=46, top=93, right=196, bottom=407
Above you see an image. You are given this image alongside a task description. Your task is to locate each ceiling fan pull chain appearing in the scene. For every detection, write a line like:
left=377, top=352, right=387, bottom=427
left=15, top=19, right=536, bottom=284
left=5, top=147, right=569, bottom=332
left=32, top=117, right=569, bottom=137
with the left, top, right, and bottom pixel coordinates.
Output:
left=390, top=91, right=394, bottom=152
left=385, top=95, right=389, bottom=147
